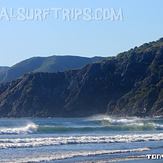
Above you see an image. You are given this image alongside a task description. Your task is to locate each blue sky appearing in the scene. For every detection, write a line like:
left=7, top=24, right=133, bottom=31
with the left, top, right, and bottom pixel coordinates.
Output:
left=0, top=0, right=163, bottom=66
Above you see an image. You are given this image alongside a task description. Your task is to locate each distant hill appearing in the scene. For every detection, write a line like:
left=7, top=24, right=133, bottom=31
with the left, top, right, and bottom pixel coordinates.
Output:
left=0, top=56, right=104, bottom=83
left=0, top=38, right=162, bottom=117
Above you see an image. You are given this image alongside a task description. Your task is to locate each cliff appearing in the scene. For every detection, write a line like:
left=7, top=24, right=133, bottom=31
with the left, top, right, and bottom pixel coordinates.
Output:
left=0, top=38, right=162, bottom=117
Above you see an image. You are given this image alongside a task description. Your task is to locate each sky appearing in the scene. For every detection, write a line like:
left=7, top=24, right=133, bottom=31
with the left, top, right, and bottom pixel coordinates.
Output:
left=0, top=0, right=163, bottom=66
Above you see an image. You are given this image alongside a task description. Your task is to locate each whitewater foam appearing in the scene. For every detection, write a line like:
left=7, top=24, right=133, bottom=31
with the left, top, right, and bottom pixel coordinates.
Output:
left=0, top=122, right=38, bottom=134
left=89, top=115, right=143, bottom=124
left=0, top=133, right=163, bottom=149
left=88, top=115, right=163, bottom=130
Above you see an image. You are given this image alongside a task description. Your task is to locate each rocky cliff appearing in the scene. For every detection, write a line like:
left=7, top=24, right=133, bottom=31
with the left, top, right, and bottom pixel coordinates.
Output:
left=0, top=38, right=162, bottom=117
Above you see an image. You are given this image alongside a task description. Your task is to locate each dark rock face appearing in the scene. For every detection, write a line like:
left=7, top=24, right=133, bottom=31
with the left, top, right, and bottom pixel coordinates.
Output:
left=0, top=38, right=163, bottom=117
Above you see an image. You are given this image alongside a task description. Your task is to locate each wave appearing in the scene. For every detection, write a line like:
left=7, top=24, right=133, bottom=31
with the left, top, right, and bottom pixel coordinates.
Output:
left=8, top=148, right=149, bottom=163
left=36, top=124, right=163, bottom=133
left=0, top=117, right=163, bottom=135
left=0, top=133, right=163, bottom=149
left=0, top=122, right=38, bottom=134
left=88, top=115, right=141, bottom=123
left=87, top=115, right=163, bottom=131
left=38, top=125, right=104, bottom=133
left=32, top=116, right=163, bottom=133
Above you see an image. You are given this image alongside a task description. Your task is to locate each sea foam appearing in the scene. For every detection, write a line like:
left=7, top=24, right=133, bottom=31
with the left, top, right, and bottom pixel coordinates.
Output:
left=0, top=122, right=38, bottom=134
left=0, top=133, right=163, bottom=149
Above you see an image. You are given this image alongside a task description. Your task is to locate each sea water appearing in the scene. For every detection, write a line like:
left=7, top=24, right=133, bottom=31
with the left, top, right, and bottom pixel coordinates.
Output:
left=0, top=115, right=163, bottom=162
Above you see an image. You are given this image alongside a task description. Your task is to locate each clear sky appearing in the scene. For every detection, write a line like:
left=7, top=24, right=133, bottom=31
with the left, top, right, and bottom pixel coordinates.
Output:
left=0, top=0, right=163, bottom=66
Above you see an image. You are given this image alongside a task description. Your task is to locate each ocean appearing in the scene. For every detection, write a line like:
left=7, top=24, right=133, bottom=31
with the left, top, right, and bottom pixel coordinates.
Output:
left=0, top=115, right=163, bottom=163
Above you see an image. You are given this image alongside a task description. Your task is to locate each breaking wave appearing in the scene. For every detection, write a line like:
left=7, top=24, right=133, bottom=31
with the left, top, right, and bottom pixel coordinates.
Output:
left=0, top=116, right=163, bottom=135
left=0, top=122, right=38, bottom=134
left=0, top=133, right=163, bottom=149
left=87, top=115, right=163, bottom=131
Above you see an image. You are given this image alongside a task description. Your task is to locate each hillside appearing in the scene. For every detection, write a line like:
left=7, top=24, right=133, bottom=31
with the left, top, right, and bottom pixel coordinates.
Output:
left=0, top=38, right=162, bottom=117
left=0, top=56, right=103, bottom=83
left=0, top=67, right=9, bottom=82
